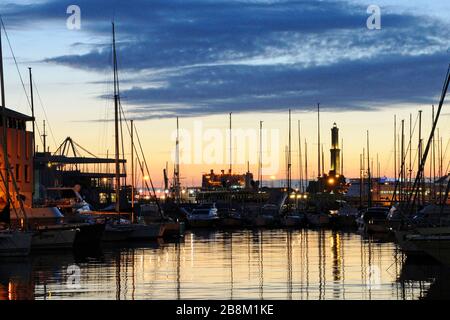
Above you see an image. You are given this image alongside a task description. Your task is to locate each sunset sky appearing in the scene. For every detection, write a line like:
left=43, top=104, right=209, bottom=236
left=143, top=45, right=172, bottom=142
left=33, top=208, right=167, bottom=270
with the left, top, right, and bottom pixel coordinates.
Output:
left=1, top=0, right=449, bottom=188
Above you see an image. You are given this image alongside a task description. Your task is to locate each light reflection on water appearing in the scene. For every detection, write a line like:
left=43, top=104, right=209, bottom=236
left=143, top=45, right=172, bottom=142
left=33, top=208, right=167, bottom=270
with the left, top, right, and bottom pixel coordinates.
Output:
left=1, top=229, right=449, bottom=300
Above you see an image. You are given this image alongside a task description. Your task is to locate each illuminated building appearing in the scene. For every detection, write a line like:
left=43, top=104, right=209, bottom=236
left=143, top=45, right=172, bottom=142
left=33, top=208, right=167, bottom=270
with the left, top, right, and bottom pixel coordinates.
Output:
left=0, top=108, right=34, bottom=208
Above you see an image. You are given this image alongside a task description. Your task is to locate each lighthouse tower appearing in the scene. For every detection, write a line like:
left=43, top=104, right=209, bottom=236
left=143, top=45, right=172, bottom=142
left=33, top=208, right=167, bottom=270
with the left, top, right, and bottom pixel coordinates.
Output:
left=330, top=123, right=340, bottom=176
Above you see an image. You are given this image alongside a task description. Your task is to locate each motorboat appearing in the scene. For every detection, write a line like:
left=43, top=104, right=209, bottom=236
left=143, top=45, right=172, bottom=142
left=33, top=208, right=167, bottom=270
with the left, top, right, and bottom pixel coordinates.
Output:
left=219, top=209, right=243, bottom=228
left=329, top=201, right=359, bottom=228
left=187, top=204, right=220, bottom=228
left=394, top=204, right=450, bottom=256
left=357, top=207, right=390, bottom=234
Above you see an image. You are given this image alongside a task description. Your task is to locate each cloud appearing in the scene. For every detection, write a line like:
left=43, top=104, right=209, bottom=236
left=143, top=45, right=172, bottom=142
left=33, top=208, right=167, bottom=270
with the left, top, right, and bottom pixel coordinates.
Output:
left=2, top=0, right=449, bottom=118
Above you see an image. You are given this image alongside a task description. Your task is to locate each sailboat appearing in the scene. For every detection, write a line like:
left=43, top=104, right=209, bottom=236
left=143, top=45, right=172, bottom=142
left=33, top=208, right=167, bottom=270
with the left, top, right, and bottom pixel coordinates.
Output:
left=394, top=66, right=450, bottom=261
left=0, top=22, right=33, bottom=257
left=103, top=22, right=164, bottom=241
left=0, top=205, right=32, bottom=257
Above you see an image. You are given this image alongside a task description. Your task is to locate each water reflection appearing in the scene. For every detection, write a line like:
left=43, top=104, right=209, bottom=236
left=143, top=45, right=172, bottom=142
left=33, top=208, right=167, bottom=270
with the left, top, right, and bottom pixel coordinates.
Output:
left=0, top=229, right=448, bottom=300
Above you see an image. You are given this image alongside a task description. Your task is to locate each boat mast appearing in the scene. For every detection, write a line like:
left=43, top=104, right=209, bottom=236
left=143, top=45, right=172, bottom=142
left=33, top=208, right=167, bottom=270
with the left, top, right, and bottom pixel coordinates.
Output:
left=287, top=109, right=291, bottom=192
left=409, top=113, right=412, bottom=197
left=321, top=144, right=324, bottom=178
left=258, top=120, right=263, bottom=190
left=317, top=103, right=321, bottom=179
left=407, top=66, right=450, bottom=210
left=112, top=22, right=120, bottom=214
left=0, top=22, right=27, bottom=226
left=28, top=68, right=36, bottom=202
left=28, top=68, right=35, bottom=155
left=401, top=120, right=405, bottom=202
left=298, top=120, right=303, bottom=192
left=130, top=119, right=134, bottom=222
left=0, top=21, right=10, bottom=208
left=393, top=115, right=397, bottom=202
left=432, top=105, right=436, bottom=202
left=359, top=153, right=363, bottom=207
left=229, top=112, right=232, bottom=174
left=367, top=131, right=372, bottom=207
left=418, top=110, right=423, bottom=204
left=175, top=116, right=180, bottom=203
left=341, top=138, right=344, bottom=176
left=304, top=139, right=308, bottom=192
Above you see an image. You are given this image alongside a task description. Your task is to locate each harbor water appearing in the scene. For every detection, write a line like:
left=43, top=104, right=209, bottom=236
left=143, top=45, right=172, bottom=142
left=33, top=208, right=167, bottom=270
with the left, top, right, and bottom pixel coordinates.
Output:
left=1, top=229, right=449, bottom=300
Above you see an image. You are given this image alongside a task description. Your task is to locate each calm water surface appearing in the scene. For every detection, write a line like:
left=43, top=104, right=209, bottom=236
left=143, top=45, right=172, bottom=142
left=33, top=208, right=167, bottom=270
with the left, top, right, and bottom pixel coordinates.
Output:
left=1, top=229, right=450, bottom=300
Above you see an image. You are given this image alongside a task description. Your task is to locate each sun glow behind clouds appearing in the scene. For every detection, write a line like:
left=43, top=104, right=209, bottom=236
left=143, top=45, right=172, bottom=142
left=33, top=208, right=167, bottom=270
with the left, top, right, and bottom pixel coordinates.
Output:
left=0, top=0, right=448, bottom=185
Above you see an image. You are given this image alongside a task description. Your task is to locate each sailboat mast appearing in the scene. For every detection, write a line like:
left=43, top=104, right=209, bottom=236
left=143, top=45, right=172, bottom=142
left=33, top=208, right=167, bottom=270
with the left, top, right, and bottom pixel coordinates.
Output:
left=229, top=112, right=232, bottom=174
left=112, top=22, right=120, bottom=213
left=393, top=115, right=396, bottom=201
left=401, top=119, right=405, bottom=202
left=175, top=116, right=180, bottom=202
left=0, top=23, right=9, bottom=201
left=367, top=131, right=372, bottom=207
left=409, top=113, right=412, bottom=195
left=432, top=105, right=436, bottom=201
left=341, top=138, right=344, bottom=176
left=317, top=103, right=321, bottom=178
left=130, top=119, right=134, bottom=222
left=304, top=139, right=308, bottom=191
left=28, top=68, right=35, bottom=155
left=418, top=110, right=423, bottom=204
left=298, top=120, right=303, bottom=192
left=288, top=109, right=291, bottom=192
left=258, top=120, right=263, bottom=190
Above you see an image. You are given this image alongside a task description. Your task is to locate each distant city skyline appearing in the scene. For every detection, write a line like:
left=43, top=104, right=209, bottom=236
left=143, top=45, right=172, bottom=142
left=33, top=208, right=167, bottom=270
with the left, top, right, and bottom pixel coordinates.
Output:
left=0, top=0, right=449, bottom=186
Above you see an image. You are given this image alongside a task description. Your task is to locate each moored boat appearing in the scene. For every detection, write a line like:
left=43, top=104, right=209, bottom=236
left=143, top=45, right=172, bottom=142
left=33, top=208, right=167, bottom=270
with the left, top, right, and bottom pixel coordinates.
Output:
left=357, top=207, right=390, bottom=234
left=0, top=230, right=33, bottom=257
left=31, top=225, right=77, bottom=250
left=103, top=220, right=134, bottom=242
left=278, top=213, right=305, bottom=228
left=127, top=223, right=165, bottom=240
left=187, top=204, right=220, bottom=228
left=306, top=212, right=330, bottom=227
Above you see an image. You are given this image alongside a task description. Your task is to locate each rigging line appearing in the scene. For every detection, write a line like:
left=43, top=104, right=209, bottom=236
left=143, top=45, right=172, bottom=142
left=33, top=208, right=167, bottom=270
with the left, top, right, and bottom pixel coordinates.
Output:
left=116, top=100, right=154, bottom=191
left=32, top=78, right=57, bottom=149
left=0, top=17, right=45, bottom=147
left=118, top=96, right=127, bottom=185
left=118, top=103, right=163, bottom=215
left=0, top=169, right=20, bottom=221
left=0, top=17, right=31, bottom=110
left=391, top=112, right=420, bottom=202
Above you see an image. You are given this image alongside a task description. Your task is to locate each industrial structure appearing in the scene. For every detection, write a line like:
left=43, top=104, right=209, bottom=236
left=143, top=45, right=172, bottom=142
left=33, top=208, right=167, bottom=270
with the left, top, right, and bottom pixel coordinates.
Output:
left=34, top=136, right=127, bottom=209
left=307, top=122, right=347, bottom=194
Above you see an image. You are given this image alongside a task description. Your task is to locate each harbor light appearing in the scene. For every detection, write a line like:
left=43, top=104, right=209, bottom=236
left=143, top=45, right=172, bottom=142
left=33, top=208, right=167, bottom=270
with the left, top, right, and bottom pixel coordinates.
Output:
left=327, top=178, right=335, bottom=185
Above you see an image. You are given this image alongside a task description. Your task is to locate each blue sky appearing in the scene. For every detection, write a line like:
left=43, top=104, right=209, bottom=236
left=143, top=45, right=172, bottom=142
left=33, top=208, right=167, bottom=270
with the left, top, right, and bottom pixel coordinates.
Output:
left=0, top=0, right=449, bottom=182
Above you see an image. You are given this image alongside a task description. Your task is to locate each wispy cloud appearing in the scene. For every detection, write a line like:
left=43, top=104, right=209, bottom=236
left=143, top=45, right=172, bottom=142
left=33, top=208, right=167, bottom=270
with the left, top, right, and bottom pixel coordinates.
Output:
left=2, top=0, right=449, bottom=118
